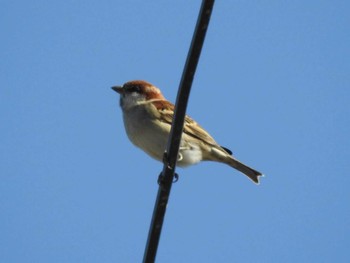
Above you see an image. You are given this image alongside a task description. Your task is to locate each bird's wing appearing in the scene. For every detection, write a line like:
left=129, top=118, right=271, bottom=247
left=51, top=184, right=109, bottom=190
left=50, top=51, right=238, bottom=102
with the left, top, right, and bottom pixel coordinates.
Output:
left=152, top=100, right=218, bottom=146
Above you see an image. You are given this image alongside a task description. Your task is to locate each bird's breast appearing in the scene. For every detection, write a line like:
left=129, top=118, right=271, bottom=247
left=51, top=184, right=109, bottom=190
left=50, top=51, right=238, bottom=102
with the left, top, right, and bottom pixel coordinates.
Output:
left=122, top=106, right=204, bottom=166
left=122, top=107, right=170, bottom=161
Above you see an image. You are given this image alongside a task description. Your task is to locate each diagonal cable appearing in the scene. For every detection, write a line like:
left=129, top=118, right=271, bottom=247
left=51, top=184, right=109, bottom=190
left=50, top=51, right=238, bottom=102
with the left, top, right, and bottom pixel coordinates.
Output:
left=142, top=1, right=215, bottom=262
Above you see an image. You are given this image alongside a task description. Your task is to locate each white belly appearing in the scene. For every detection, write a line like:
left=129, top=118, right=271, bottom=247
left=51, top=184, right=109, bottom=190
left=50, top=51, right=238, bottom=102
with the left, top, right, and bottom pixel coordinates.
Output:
left=122, top=109, right=203, bottom=166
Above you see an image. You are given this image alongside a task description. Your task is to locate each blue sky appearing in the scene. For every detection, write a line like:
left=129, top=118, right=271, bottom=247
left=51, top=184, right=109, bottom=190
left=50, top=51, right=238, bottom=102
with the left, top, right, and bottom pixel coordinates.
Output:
left=1, top=0, right=349, bottom=262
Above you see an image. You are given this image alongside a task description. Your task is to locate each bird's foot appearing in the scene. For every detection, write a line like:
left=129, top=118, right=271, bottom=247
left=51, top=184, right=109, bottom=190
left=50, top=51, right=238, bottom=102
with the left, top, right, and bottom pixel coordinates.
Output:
left=173, top=173, right=179, bottom=183
left=157, top=173, right=165, bottom=185
left=157, top=172, right=179, bottom=185
left=162, top=152, right=173, bottom=169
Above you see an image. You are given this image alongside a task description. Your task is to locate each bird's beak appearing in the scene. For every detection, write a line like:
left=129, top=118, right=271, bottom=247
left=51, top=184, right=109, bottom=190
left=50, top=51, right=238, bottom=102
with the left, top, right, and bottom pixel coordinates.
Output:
left=111, top=86, right=123, bottom=94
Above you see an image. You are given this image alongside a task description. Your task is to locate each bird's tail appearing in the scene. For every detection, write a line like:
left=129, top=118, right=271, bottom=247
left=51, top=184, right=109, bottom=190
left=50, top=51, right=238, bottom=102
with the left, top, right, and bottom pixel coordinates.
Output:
left=226, top=157, right=263, bottom=184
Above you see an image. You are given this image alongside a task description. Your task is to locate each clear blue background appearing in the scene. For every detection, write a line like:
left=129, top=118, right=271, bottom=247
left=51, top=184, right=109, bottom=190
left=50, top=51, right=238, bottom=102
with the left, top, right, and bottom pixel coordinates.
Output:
left=1, top=1, right=349, bottom=262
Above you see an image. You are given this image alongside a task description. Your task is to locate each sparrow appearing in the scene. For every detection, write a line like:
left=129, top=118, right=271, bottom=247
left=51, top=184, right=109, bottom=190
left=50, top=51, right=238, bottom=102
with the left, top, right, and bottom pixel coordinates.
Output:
left=112, top=80, right=263, bottom=184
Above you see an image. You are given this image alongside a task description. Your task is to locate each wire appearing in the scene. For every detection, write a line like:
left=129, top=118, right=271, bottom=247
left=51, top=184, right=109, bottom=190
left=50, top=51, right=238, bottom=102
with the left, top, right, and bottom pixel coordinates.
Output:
left=142, top=1, right=215, bottom=262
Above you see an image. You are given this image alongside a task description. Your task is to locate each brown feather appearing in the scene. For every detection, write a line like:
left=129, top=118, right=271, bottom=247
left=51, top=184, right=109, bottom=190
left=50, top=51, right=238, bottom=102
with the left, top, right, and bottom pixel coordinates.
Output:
left=150, top=99, right=218, bottom=147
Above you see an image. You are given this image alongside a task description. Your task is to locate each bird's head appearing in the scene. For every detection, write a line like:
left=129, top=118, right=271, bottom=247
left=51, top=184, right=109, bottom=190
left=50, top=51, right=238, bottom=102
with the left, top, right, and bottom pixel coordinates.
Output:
left=112, top=80, right=165, bottom=110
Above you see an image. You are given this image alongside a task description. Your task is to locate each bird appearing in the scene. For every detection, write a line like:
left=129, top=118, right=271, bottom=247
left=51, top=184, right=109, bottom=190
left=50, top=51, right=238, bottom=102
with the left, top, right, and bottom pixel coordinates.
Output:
left=111, top=80, right=263, bottom=184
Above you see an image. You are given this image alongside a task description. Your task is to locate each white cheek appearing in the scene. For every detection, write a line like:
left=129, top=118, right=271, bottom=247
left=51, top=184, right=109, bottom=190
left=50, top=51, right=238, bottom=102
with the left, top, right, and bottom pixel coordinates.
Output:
left=120, top=92, right=145, bottom=110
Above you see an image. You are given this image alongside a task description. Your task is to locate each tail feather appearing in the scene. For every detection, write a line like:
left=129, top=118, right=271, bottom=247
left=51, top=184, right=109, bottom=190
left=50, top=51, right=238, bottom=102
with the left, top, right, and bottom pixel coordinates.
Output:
left=206, top=147, right=263, bottom=184
left=227, top=157, right=263, bottom=184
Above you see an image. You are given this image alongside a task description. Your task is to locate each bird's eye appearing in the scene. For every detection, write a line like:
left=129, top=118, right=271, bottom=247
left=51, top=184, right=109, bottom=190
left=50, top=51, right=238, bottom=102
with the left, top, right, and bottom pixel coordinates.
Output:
left=128, top=85, right=141, bottom=93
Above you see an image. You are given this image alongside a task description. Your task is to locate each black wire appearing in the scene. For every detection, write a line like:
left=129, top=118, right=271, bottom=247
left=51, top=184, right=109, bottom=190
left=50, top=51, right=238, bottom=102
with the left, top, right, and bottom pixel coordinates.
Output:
left=142, top=1, right=215, bottom=262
